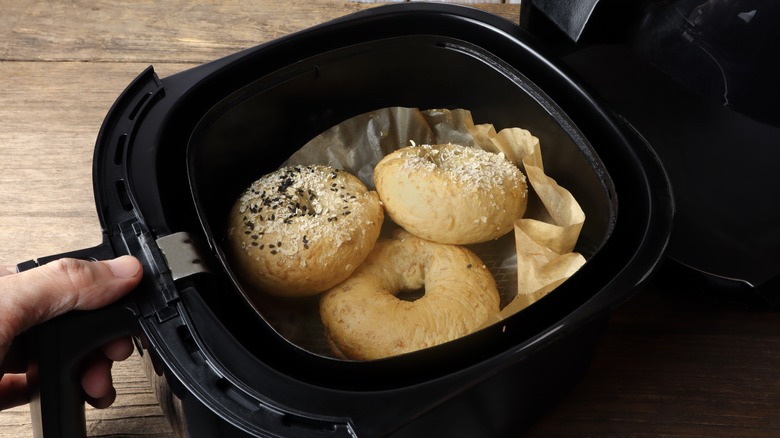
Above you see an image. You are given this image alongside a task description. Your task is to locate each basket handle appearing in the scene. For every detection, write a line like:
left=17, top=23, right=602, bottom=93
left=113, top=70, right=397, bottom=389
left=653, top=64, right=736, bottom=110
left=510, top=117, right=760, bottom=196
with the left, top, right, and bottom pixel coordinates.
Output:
left=19, top=244, right=139, bottom=438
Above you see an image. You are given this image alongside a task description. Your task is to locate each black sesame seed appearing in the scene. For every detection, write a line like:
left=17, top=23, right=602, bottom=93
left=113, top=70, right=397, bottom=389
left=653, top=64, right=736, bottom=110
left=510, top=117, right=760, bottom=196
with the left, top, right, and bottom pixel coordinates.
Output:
left=467, top=264, right=472, bottom=269
left=270, top=250, right=277, bottom=255
left=269, top=244, right=275, bottom=248
left=259, top=244, right=264, bottom=249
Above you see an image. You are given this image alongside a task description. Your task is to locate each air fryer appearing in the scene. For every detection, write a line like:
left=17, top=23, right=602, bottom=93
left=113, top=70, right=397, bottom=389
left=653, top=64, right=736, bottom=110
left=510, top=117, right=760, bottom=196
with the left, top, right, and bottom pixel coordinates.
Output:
left=21, top=4, right=673, bottom=437
left=521, top=0, right=780, bottom=308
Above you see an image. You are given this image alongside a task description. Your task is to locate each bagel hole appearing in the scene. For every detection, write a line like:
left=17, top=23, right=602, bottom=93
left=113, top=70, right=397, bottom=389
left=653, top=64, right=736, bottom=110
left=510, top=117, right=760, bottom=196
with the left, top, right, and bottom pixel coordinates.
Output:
left=396, top=287, right=425, bottom=302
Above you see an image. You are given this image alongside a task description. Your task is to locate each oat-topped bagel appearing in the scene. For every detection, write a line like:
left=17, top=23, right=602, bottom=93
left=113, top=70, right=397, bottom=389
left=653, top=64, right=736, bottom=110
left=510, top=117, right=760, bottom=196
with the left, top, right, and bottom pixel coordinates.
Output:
left=320, top=230, right=500, bottom=360
left=373, top=143, right=527, bottom=245
left=227, top=164, right=383, bottom=297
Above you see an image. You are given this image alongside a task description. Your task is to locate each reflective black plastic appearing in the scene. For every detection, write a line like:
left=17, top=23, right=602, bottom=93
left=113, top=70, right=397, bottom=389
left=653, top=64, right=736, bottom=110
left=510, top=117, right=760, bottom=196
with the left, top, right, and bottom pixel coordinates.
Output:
left=521, top=0, right=780, bottom=308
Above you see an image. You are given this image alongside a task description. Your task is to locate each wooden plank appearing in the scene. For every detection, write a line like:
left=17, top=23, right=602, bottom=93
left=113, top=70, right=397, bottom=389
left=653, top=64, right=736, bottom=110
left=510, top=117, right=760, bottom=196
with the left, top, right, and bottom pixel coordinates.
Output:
left=525, top=281, right=780, bottom=437
left=0, top=1, right=519, bottom=64
left=0, top=61, right=194, bottom=266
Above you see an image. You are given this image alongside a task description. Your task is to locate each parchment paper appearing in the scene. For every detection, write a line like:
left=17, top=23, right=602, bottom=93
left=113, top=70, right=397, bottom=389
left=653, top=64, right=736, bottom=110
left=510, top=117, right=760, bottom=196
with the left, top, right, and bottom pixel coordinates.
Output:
left=255, top=107, right=586, bottom=355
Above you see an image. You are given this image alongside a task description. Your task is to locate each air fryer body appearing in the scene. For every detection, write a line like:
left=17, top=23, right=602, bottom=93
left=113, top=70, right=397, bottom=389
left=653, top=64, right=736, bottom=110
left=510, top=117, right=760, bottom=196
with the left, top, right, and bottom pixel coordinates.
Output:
left=522, top=0, right=780, bottom=307
left=24, top=4, right=673, bottom=437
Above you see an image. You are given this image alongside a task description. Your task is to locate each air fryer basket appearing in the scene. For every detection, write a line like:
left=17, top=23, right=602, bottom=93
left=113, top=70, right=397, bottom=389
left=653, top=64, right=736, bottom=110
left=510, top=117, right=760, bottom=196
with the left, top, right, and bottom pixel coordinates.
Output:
left=23, top=4, right=673, bottom=438
left=187, top=34, right=617, bottom=358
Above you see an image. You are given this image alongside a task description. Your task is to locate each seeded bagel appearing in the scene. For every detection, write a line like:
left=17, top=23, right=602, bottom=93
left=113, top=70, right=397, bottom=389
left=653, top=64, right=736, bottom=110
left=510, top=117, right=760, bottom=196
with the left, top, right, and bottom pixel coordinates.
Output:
left=373, top=143, right=527, bottom=244
left=227, top=165, right=384, bottom=297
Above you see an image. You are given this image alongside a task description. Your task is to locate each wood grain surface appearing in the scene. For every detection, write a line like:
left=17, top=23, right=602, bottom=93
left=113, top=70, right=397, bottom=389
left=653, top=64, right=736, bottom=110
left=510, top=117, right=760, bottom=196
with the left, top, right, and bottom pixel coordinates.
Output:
left=2, top=1, right=779, bottom=437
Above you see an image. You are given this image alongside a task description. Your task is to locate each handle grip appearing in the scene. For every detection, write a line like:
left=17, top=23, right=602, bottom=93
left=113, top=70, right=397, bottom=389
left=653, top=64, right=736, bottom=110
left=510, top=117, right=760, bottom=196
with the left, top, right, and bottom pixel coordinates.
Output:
left=19, top=244, right=139, bottom=438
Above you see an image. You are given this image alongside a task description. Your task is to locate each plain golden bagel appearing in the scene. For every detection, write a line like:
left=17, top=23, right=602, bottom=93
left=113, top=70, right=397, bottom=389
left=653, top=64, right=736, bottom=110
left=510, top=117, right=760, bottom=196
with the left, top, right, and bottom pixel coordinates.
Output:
left=320, top=230, right=500, bottom=360
left=227, top=164, right=384, bottom=297
left=373, top=143, right=527, bottom=245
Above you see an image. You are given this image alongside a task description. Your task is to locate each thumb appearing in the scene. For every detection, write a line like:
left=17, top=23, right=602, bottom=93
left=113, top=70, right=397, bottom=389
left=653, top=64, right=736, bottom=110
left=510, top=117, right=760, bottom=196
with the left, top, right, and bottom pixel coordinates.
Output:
left=0, top=256, right=142, bottom=356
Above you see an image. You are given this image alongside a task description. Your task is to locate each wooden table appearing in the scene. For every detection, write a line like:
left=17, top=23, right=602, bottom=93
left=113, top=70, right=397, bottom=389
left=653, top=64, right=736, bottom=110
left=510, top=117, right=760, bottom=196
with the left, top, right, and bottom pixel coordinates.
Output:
left=1, top=1, right=778, bottom=437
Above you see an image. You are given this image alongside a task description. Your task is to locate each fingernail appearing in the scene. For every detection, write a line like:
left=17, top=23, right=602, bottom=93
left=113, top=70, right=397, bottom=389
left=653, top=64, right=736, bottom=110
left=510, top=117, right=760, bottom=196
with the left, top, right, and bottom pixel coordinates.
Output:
left=105, top=256, right=141, bottom=278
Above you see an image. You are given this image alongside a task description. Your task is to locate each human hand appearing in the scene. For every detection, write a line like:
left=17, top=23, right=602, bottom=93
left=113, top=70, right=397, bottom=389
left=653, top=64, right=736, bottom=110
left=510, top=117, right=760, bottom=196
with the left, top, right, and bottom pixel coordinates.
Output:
left=0, top=256, right=142, bottom=410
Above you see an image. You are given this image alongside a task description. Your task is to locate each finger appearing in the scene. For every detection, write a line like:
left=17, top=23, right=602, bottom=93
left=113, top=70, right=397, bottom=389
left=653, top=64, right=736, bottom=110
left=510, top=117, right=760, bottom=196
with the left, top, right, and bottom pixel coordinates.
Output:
left=77, top=337, right=131, bottom=410
left=80, top=354, right=116, bottom=409
left=86, top=387, right=117, bottom=410
left=0, top=256, right=142, bottom=357
left=102, top=336, right=134, bottom=362
left=0, top=266, right=16, bottom=278
left=0, top=374, right=29, bottom=410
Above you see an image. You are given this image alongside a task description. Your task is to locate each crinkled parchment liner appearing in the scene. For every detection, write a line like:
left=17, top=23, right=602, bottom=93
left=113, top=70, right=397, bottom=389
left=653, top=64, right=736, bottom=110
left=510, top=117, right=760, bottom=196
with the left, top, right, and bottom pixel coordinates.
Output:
left=248, top=107, right=586, bottom=357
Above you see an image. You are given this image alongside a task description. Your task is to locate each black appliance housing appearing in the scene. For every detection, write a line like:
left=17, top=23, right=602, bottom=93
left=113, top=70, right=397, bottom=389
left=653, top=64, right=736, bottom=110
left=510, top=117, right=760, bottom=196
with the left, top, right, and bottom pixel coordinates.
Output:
left=22, top=4, right=673, bottom=437
left=521, top=0, right=780, bottom=308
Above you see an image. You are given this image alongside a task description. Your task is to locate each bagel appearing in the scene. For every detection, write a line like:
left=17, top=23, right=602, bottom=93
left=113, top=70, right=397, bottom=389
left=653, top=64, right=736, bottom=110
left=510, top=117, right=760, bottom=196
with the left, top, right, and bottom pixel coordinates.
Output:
left=320, top=230, right=500, bottom=360
left=373, top=143, right=527, bottom=244
left=227, top=164, right=383, bottom=297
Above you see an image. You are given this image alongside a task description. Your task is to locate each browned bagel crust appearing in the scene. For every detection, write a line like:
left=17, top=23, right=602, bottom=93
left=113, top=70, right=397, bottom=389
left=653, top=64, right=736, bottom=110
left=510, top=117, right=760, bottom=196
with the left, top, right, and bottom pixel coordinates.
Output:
left=373, top=143, right=527, bottom=245
left=227, top=165, right=383, bottom=297
left=320, top=230, right=500, bottom=360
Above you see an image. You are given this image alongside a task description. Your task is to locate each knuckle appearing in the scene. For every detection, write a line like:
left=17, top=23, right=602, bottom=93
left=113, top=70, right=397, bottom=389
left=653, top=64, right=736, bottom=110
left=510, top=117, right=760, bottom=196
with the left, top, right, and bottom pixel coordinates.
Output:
left=49, top=258, right=98, bottom=295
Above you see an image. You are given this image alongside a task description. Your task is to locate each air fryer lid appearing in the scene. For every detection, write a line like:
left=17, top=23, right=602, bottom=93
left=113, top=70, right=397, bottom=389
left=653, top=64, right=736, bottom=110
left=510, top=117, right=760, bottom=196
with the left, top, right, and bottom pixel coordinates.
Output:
left=27, top=4, right=672, bottom=438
